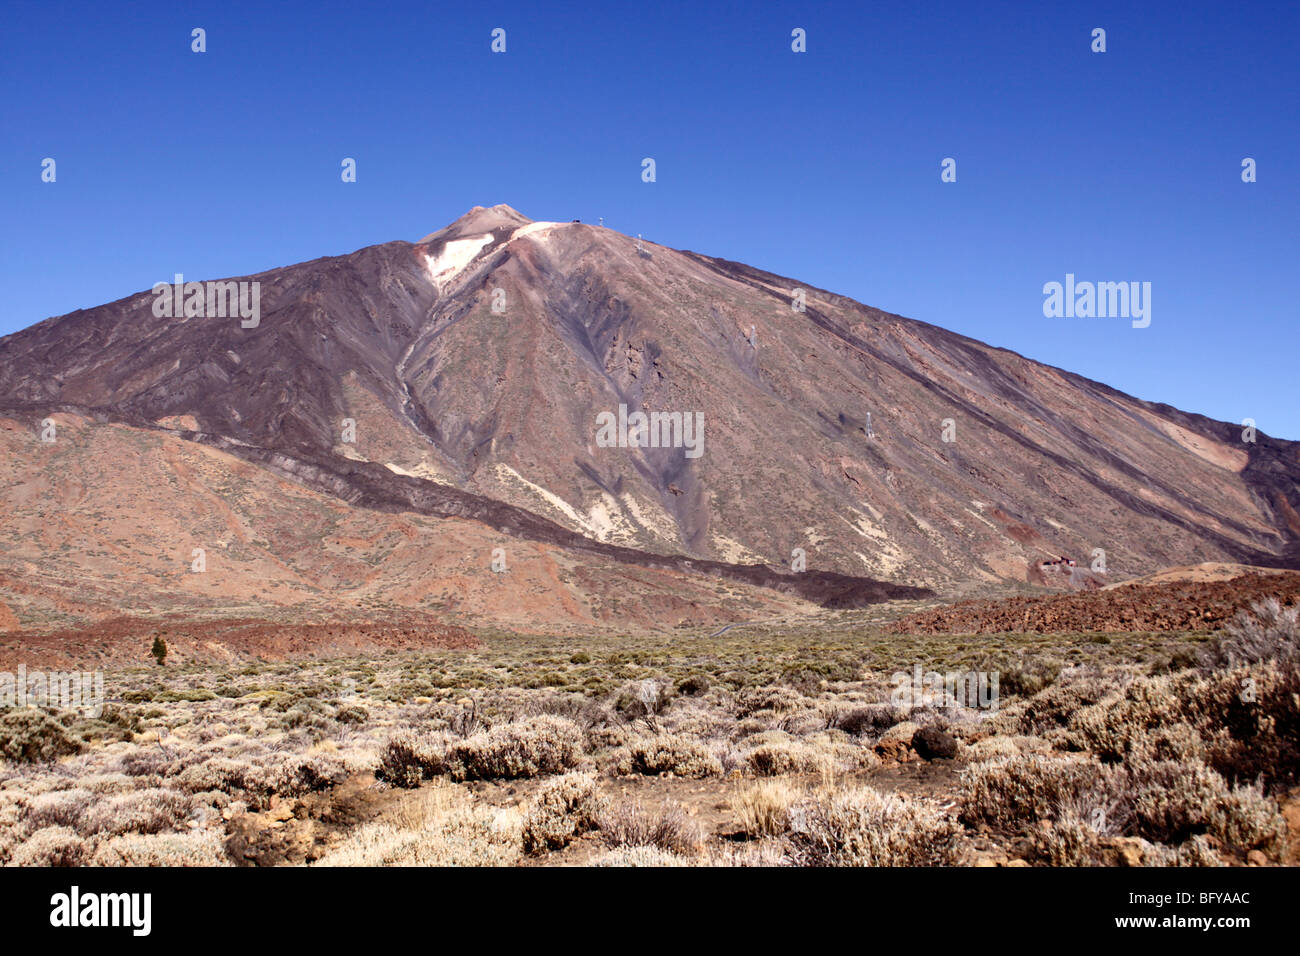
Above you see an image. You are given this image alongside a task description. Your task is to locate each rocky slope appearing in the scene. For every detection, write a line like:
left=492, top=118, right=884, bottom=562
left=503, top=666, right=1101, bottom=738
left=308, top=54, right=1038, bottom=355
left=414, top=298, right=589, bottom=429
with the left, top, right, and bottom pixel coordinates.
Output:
left=2, top=204, right=1297, bottom=624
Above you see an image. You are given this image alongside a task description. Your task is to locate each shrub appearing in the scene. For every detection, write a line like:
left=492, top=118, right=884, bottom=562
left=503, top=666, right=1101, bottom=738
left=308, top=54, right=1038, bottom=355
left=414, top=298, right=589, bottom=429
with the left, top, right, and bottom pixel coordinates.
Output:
left=176, top=756, right=255, bottom=795
left=736, top=686, right=804, bottom=718
left=92, top=830, right=230, bottom=866
left=23, top=788, right=93, bottom=830
left=615, top=735, right=722, bottom=778
left=9, top=826, right=88, bottom=867
left=592, top=846, right=693, bottom=867
left=445, top=716, right=584, bottom=781
left=676, top=674, right=711, bottom=697
left=80, top=787, right=193, bottom=837
left=961, top=753, right=1288, bottom=857
left=521, top=773, right=607, bottom=854
left=787, top=787, right=958, bottom=866
left=991, top=657, right=1062, bottom=698
left=1202, top=597, right=1300, bottom=668
left=614, top=679, right=674, bottom=720
left=835, top=705, right=902, bottom=737
left=745, top=741, right=833, bottom=777
left=596, top=802, right=700, bottom=854
left=1006, top=673, right=1114, bottom=736
left=333, top=704, right=369, bottom=725
left=375, top=733, right=449, bottom=788
left=731, top=780, right=799, bottom=838
left=316, top=783, right=521, bottom=867
left=0, top=710, right=83, bottom=763
left=960, top=755, right=1100, bottom=831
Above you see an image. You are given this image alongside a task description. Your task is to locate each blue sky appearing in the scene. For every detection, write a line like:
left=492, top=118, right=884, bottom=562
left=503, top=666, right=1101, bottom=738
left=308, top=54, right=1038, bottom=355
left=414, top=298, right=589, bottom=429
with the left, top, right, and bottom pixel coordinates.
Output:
left=3, top=0, right=1297, bottom=436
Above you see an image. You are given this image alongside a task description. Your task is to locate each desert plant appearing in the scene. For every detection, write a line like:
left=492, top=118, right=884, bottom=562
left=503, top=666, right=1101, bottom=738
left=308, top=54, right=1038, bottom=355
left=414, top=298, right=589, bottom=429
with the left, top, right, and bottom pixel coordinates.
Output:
left=1201, top=597, right=1300, bottom=669
left=0, top=710, right=83, bottom=763
left=444, top=716, right=584, bottom=781
left=79, top=787, right=193, bottom=837
left=151, top=635, right=167, bottom=666
left=521, top=772, right=607, bottom=854
left=615, top=734, right=722, bottom=778
left=596, top=801, right=700, bottom=855
left=787, top=786, right=958, bottom=866
left=731, top=779, right=799, bottom=838
left=834, top=705, right=902, bottom=737
left=8, top=826, right=88, bottom=867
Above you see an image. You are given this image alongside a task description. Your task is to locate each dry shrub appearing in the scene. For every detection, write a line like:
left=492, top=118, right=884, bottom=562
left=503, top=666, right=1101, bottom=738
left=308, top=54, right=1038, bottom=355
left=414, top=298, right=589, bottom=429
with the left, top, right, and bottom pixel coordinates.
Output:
left=745, top=741, right=834, bottom=777
left=23, top=788, right=93, bottom=830
left=170, top=752, right=341, bottom=808
left=0, top=710, right=83, bottom=764
left=963, top=735, right=1051, bottom=762
left=787, top=787, right=958, bottom=866
left=1037, top=812, right=1104, bottom=866
left=374, top=733, right=447, bottom=788
left=521, top=772, right=607, bottom=854
left=1197, top=660, right=1300, bottom=794
left=1202, top=597, right=1300, bottom=668
left=9, top=826, right=88, bottom=866
left=80, top=787, right=193, bottom=837
left=592, top=846, right=694, bottom=867
left=961, top=753, right=1288, bottom=857
left=1067, top=660, right=1300, bottom=794
left=615, top=734, right=722, bottom=778
left=91, top=830, right=230, bottom=866
left=834, top=705, right=902, bottom=737
left=1148, top=834, right=1229, bottom=867
left=615, top=679, right=674, bottom=720
left=316, top=782, right=521, bottom=867
left=119, top=748, right=177, bottom=777
left=262, top=753, right=348, bottom=801
left=736, top=686, right=805, bottom=718
left=444, top=716, right=584, bottom=781
left=82, top=772, right=140, bottom=795
left=1004, top=673, right=1115, bottom=736
left=731, top=780, right=799, bottom=838
left=981, top=656, right=1061, bottom=698
left=596, top=801, right=700, bottom=854
left=961, top=755, right=1106, bottom=831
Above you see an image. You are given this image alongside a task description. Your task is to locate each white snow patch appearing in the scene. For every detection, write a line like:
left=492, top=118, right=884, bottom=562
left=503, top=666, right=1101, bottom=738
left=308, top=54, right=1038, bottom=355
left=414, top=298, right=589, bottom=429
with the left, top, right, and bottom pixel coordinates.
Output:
left=424, top=234, right=493, bottom=287
left=508, top=221, right=561, bottom=243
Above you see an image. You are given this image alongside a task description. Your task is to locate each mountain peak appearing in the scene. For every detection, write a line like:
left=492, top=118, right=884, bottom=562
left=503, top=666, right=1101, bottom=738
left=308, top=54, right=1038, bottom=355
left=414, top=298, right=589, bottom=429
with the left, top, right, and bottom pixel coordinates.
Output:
left=418, top=204, right=532, bottom=245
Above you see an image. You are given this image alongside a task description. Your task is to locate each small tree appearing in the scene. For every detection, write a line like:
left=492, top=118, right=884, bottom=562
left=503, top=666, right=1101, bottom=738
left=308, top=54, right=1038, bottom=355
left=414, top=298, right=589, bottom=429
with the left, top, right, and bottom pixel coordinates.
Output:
left=151, top=635, right=167, bottom=666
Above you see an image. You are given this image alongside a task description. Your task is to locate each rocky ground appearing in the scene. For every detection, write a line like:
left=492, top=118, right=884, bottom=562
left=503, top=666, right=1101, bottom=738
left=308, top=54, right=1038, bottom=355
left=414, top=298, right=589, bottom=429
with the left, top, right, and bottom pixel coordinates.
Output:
left=892, top=571, right=1300, bottom=635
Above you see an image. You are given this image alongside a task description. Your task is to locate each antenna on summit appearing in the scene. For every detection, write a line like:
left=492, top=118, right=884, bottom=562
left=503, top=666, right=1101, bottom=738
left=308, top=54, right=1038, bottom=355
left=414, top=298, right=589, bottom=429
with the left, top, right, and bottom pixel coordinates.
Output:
left=865, top=413, right=874, bottom=439
left=598, top=217, right=604, bottom=228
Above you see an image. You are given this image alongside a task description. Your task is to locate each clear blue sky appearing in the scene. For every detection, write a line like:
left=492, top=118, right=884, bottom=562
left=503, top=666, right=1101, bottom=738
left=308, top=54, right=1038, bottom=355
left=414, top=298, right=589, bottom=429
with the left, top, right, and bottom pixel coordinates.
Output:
left=3, top=1, right=1297, bottom=436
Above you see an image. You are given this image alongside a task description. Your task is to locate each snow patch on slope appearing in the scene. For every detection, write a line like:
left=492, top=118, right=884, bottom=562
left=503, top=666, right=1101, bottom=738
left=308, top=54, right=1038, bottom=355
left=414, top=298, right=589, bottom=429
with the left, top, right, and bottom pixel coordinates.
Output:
left=424, top=234, right=493, bottom=288
left=509, top=221, right=561, bottom=243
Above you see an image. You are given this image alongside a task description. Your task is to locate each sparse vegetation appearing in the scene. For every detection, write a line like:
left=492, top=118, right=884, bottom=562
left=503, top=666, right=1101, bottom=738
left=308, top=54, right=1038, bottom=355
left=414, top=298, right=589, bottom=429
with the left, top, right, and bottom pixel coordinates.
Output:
left=0, top=596, right=1294, bottom=867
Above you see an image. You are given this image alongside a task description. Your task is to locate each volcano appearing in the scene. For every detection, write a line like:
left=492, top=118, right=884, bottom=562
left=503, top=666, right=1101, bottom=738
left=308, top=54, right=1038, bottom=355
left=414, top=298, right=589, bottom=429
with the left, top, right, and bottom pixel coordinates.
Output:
left=1, top=204, right=1297, bottom=640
